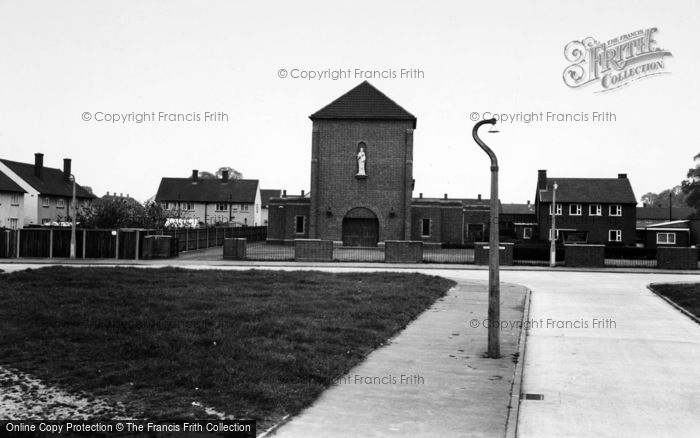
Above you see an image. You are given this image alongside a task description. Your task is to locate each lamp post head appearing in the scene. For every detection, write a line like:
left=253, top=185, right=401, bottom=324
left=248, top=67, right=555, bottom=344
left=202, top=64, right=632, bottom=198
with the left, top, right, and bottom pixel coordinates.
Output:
left=488, top=123, right=500, bottom=134
left=69, top=174, right=75, bottom=183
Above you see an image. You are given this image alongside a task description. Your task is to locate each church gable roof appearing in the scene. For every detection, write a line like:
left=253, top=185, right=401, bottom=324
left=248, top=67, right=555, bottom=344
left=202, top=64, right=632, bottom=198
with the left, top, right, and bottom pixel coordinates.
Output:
left=310, top=81, right=417, bottom=128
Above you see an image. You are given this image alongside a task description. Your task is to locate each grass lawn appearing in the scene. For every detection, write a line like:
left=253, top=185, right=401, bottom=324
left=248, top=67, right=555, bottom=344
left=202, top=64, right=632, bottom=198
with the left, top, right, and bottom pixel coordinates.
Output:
left=650, top=283, right=700, bottom=319
left=0, top=267, right=454, bottom=428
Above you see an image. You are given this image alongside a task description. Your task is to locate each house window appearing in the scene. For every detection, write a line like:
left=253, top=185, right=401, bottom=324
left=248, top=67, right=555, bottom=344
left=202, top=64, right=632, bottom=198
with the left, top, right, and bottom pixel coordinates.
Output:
left=216, top=203, right=227, bottom=211
left=609, top=205, right=622, bottom=216
left=589, top=204, right=602, bottom=216
left=295, top=216, right=305, bottom=234
left=608, top=229, right=622, bottom=242
left=184, top=202, right=194, bottom=211
left=42, top=196, right=50, bottom=207
left=548, top=229, right=561, bottom=241
left=161, top=202, right=169, bottom=210
left=421, top=218, right=431, bottom=237
left=57, top=198, right=65, bottom=209
left=10, top=193, right=20, bottom=205
left=656, top=233, right=676, bottom=245
left=548, top=204, right=562, bottom=215
left=41, top=218, right=51, bottom=225
left=241, top=204, right=249, bottom=211
left=523, top=227, right=533, bottom=239
left=569, top=204, right=581, bottom=216
left=8, top=218, right=18, bottom=229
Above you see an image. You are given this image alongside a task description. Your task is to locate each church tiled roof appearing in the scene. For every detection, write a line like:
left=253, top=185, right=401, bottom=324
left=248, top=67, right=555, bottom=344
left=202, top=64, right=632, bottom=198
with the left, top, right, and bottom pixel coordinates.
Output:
left=310, top=81, right=417, bottom=128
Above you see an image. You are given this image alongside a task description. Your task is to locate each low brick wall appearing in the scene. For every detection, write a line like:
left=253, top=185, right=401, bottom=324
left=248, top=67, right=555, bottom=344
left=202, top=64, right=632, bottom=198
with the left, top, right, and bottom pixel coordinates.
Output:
left=295, top=239, right=333, bottom=262
left=142, top=235, right=174, bottom=260
left=474, top=242, right=514, bottom=266
left=385, top=240, right=423, bottom=263
left=223, top=238, right=247, bottom=260
left=657, top=247, right=698, bottom=270
left=564, top=244, right=605, bottom=267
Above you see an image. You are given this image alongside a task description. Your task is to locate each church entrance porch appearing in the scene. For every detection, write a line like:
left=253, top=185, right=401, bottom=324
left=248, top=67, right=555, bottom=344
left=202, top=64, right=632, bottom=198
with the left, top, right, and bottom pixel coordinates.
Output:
left=342, top=208, right=379, bottom=247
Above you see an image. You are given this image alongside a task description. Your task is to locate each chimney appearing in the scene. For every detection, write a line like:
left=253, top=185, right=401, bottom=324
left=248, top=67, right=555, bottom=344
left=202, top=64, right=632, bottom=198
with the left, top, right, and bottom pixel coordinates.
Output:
left=62, top=158, right=71, bottom=182
left=105, top=191, right=109, bottom=196
left=419, top=193, right=423, bottom=199
left=527, top=200, right=531, bottom=206
left=537, top=169, right=547, bottom=190
left=221, top=170, right=229, bottom=182
left=444, top=193, right=448, bottom=199
left=618, top=173, right=627, bottom=179
left=191, top=169, right=198, bottom=182
left=34, top=153, right=44, bottom=179
left=301, top=190, right=305, bottom=197
left=283, top=190, right=287, bottom=197
left=478, top=194, right=482, bottom=200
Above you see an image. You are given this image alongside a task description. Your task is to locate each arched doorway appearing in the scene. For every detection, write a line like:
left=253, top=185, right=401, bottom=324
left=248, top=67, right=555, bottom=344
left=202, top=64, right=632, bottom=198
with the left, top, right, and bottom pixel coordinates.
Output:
left=342, top=207, right=379, bottom=247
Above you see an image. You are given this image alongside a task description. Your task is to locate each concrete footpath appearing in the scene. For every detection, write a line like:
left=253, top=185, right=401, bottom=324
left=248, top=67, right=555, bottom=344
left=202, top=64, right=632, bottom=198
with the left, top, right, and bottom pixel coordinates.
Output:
left=270, top=281, right=528, bottom=438
left=502, top=271, right=700, bottom=438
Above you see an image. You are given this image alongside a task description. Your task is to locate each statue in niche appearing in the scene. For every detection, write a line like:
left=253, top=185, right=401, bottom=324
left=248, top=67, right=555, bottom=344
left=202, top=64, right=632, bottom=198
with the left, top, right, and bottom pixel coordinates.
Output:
left=357, top=143, right=367, bottom=176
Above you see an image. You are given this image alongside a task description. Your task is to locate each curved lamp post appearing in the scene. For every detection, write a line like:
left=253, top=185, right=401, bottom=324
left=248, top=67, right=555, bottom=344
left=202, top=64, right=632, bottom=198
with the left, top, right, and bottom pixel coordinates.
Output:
left=472, top=117, right=500, bottom=358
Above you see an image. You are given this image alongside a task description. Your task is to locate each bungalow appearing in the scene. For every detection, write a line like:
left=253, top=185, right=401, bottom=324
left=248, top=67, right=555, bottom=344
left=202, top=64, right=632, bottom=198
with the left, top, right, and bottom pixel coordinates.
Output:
left=501, top=201, right=537, bottom=241
left=534, top=170, right=637, bottom=245
left=640, top=220, right=695, bottom=249
left=0, top=153, right=94, bottom=227
left=155, top=170, right=261, bottom=226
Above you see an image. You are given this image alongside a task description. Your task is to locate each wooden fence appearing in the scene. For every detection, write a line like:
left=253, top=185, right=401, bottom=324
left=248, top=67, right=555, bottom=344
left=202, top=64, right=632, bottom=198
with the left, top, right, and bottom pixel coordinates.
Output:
left=0, top=226, right=267, bottom=260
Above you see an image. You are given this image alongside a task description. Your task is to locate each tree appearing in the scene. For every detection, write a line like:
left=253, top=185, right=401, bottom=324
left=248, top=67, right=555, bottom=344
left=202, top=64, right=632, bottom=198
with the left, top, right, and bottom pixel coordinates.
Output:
left=682, top=153, right=700, bottom=216
left=198, top=171, right=216, bottom=179
left=641, top=186, right=687, bottom=208
left=216, top=166, right=243, bottom=180
left=192, top=167, right=243, bottom=180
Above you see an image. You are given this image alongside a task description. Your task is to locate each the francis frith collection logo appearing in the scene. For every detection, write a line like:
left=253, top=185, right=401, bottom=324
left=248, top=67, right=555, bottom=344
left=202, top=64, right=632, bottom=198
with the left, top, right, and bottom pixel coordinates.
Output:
left=563, top=28, right=672, bottom=92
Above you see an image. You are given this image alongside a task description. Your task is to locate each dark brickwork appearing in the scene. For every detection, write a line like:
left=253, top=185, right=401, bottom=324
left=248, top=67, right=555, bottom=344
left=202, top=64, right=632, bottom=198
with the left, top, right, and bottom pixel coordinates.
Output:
left=267, top=198, right=310, bottom=243
left=385, top=240, right=423, bottom=263
left=295, top=239, right=333, bottom=261
left=223, top=238, right=247, bottom=260
left=410, top=201, right=463, bottom=245
left=474, top=242, right=514, bottom=265
left=657, top=247, right=698, bottom=270
left=310, top=120, right=414, bottom=243
left=537, top=204, right=636, bottom=245
left=564, top=244, right=605, bottom=267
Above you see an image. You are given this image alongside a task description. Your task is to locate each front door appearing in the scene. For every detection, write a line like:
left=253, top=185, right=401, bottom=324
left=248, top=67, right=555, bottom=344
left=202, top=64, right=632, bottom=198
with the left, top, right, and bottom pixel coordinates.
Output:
left=342, top=218, right=379, bottom=247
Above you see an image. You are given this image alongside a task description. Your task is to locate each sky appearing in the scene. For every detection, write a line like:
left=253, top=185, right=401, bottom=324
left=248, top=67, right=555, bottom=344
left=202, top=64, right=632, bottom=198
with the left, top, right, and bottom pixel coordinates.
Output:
left=0, top=0, right=698, bottom=203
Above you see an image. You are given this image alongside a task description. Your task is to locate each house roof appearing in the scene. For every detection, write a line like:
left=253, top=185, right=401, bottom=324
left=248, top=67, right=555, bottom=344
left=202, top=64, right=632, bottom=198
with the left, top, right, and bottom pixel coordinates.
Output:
left=0, top=159, right=94, bottom=198
left=310, top=81, right=417, bottom=128
left=412, top=197, right=501, bottom=211
left=502, top=203, right=535, bottom=215
left=645, top=220, right=690, bottom=229
left=0, top=169, right=26, bottom=193
left=539, top=178, right=636, bottom=204
left=155, top=177, right=259, bottom=203
left=260, top=189, right=282, bottom=207
left=636, top=207, right=694, bottom=221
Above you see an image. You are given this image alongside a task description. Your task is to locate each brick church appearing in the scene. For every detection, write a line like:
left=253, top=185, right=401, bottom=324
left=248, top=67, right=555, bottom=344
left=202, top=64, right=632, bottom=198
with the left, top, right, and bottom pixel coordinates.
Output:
left=267, top=81, right=485, bottom=247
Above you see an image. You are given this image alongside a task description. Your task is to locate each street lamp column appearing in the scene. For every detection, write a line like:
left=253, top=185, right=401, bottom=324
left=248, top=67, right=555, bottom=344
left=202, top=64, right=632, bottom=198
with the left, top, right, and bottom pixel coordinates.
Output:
left=70, top=174, right=77, bottom=259
left=549, top=182, right=558, bottom=267
left=472, top=117, right=500, bottom=358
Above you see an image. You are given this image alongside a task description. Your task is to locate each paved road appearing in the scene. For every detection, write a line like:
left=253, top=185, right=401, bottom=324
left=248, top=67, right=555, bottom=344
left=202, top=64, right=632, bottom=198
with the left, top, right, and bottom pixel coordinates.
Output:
left=2, top=263, right=699, bottom=437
